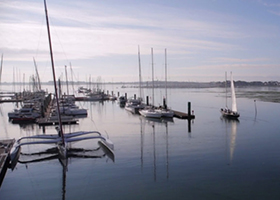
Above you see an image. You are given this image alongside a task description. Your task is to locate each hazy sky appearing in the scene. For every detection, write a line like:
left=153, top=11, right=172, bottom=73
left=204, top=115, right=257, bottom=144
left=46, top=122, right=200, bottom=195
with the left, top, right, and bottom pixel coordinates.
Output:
left=1, top=0, right=280, bottom=83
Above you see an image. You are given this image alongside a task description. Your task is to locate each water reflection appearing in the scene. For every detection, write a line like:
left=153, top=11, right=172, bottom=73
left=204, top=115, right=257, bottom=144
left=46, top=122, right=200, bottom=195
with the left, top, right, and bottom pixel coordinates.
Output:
left=140, top=116, right=172, bottom=181
left=221, top=117, right=239, bottom=165
left=17, top=144, right=113, bottom=200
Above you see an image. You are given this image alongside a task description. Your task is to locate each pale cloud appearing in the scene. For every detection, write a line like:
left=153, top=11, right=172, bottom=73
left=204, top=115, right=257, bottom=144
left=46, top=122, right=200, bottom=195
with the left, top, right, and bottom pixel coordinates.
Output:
left=0, top=0, right=280, bottom=82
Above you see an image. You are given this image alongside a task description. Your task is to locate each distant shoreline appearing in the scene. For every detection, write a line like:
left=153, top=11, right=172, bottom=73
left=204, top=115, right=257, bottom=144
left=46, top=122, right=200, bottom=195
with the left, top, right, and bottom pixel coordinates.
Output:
left=1, top=80, right=279, bottom=88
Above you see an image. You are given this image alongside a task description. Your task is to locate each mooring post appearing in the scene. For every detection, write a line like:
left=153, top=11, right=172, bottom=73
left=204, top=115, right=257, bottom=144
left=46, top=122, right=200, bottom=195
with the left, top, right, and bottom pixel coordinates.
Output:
left=163, top=98, right=167, bottom=109
left=188, top=119, right=191, bottom=133
left=188, top=102, right=191, bottom=117
left=146, top=96, right=149, bottom=106
left=134, top=94, right=136, bottom=100
left=117, top=92, right=119, bottom=97
left=125, top=93, right=127, bottom=99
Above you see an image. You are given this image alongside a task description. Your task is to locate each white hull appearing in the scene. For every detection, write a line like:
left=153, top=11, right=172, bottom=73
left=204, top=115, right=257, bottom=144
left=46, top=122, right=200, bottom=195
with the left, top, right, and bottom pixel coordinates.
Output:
left=139, top=108, right=162, bottom=118
left=155, top=109, right=174, bottom=118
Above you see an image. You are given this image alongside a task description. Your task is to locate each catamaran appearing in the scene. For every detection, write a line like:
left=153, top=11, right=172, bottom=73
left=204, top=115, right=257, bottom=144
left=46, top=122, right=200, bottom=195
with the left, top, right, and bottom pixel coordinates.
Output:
left=220, top=72, right=240, bottom=119
left=9, top=0, right=114, bottom=167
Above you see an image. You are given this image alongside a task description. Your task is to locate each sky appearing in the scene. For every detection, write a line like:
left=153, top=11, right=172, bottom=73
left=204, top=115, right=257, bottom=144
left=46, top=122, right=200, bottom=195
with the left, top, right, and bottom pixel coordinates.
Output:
left=1, top=0, right=280, bottom=83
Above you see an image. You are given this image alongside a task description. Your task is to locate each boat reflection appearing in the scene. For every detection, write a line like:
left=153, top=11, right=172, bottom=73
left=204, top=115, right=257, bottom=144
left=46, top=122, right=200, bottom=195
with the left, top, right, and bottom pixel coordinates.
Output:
left=140, top=115, right=174, bottom=125
left=17, top=143, right=114, bottom=200
left=221, top=117, right=239, bottom=165
left=140, top=116, right=171, bottom=181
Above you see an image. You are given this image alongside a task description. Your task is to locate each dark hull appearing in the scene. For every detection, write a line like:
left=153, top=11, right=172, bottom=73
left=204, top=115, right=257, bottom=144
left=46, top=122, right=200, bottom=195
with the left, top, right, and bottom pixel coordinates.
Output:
left=220, top=110, right=240, bottom=119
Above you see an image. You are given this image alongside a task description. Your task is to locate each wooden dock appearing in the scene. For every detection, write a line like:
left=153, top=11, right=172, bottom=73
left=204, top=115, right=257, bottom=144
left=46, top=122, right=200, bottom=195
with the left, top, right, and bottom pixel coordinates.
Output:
left=37, top=98, right=78, bottom=126
left=37, top=118, right=78, bottom=126
left=0, top=139, right=15, bottom=187
left=172, top=110, right=195, bottom=120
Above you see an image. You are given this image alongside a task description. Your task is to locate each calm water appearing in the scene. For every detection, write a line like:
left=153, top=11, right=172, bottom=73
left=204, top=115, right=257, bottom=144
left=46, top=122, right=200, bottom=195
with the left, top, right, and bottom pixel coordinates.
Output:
left=0, top=85, right=280, bottom=200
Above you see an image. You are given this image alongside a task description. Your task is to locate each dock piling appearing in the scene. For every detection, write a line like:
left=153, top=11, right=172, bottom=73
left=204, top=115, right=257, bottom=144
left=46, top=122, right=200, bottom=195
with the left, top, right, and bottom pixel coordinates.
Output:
left=188, top=102, right=191, bottom=116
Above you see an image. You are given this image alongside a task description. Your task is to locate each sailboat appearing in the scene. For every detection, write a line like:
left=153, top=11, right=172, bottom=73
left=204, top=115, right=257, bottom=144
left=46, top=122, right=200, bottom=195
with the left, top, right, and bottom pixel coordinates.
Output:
left=125, top=45, right=145, bottom=114
left=220, top=72, right=240, bottom=119
left=9, top=0, right=114, bottom=166
left=139, top=48, right=162, bottom=118
left=155, top=49, right=174, bottom=118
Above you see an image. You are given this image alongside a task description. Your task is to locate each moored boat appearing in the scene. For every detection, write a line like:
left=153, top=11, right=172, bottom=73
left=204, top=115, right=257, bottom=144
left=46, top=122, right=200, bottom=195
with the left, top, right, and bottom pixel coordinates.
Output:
left=221, top=72, right=240, bottom=119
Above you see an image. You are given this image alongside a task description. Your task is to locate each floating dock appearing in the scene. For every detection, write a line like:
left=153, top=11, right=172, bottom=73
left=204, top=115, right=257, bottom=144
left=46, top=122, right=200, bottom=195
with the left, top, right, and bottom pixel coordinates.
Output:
left=36, top=118, right=78, bottom=126
left=172, top=110, right=195, bottom=120
left=0, top=139, right=15, bottom=187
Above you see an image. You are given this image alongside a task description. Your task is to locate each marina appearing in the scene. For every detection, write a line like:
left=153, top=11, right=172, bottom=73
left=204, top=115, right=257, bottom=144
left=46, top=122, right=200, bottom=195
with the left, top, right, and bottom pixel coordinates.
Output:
left=1, top=0, right=280, bottom=199
left=0, top=84, right=280, bottom=200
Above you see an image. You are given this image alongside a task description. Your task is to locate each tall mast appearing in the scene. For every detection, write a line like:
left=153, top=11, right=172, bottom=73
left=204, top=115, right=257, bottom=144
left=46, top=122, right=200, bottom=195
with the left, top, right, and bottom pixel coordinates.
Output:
left=70, top=62, right=75, bottom=94
left=165, top=48, right=167, bottom=106
left=225, top=71, right=227, bottom=108
left=44, top=0, right=64, bottom=144
left=0, top=54, right=3, bottom=90
left=65, top=65, right=69, bottom=96
left=138, top=45, right=143, bottom=100
left=151, top=48, right=154, bottom=106
left=33, top=57, right=42, bottom=91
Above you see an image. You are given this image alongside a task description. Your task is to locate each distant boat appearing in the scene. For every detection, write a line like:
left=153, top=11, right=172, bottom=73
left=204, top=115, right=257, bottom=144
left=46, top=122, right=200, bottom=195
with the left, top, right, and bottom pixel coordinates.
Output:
left=220, top=72, right=240, bottom=119
left=117, top=96, right=127, bottom=107
left=8, top=106, right=41, bottom=120
left=125, top=98, right=145, bottom=114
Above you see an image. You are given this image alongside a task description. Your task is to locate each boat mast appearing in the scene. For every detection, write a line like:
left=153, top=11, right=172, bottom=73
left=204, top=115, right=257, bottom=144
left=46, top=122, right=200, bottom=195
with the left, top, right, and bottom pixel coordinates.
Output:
left=225, top=71, right=227, bottom=108
left=165, top=49, right=167, bottom=107
left=0, top=54, right=3, bottom=91
left=70, top=63, right=75, bottom=94
left=151, top=48, right=154, bottom=106
left=44, top=0, right=64, bottom=144
left=138, top=45, right=143, bottom=101
left=33, top=57, right=42, bottom=91
left=65, top=65, right=69, bottom=96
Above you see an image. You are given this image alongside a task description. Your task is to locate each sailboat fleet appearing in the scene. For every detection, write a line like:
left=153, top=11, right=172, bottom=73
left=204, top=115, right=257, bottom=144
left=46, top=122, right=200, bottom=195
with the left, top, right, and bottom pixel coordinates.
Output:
left=9, top=0, right=114, bottom=167
left=128, top=47, right=174, bottom=119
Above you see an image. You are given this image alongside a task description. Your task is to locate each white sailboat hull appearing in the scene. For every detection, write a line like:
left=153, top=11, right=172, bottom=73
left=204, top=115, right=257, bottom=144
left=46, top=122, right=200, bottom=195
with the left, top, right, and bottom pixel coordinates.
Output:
left=139, top=109, right=162, bottom=118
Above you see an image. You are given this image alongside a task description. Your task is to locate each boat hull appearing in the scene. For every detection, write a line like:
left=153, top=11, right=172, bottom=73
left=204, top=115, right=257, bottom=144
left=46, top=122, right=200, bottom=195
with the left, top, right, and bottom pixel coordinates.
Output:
left=139, top=109, right=162, bottom=118
left=220, top=109, right=240, bottom=119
